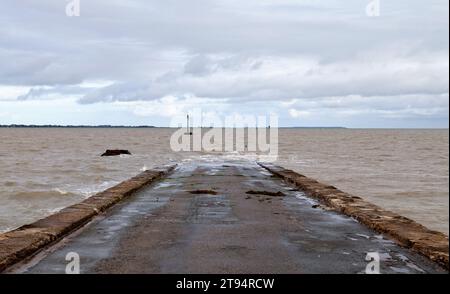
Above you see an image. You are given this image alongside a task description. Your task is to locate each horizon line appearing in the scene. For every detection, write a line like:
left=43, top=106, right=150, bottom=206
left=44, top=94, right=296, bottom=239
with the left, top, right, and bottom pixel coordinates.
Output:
left=0, top=124, right=448, bottom=130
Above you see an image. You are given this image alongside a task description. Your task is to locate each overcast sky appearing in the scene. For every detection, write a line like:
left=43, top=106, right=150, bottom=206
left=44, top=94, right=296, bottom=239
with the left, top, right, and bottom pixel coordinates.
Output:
left=0, top=0, right=448, bottom=127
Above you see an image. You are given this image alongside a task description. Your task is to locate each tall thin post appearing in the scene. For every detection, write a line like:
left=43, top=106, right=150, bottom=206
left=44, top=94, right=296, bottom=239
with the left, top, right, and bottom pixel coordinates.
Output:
left=187, top=115, right=190, bottom=134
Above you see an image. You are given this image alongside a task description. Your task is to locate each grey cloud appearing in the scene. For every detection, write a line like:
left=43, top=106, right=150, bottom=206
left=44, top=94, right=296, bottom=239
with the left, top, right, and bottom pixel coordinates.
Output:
left=1, top=0, right=449, bottom=127
left=184, top=55, right=214, bottom=76
left=17, top=85, right=89, bottom=101
left=287, top=94, right=449, bottom=114
left=79, top=51, right=449, bottom=104
left=79, top=81, right=162, bottom=104
left=2, top=0, right=448, bottom=86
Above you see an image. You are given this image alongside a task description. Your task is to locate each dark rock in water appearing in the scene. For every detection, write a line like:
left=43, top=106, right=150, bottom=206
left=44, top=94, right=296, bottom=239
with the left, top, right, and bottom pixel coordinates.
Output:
left=101, top=149, right=132, bottom=157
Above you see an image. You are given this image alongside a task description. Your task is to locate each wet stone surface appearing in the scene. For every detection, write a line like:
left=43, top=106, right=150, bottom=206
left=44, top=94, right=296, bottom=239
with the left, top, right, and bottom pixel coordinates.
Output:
left=13, top=159, right=447, bottom=274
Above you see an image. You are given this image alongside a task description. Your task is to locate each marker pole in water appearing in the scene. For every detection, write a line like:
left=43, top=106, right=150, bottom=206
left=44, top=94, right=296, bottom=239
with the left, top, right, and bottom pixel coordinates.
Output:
left=186, top=115, right=192, bottom=135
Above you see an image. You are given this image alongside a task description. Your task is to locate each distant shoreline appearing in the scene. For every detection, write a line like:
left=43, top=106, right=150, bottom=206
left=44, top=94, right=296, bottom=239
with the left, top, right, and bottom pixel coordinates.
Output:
left=0, top=125, right=448, bottom=129
left=0, top=125, right=156, bottom=129
left=0, top=125, right=346, bottom=129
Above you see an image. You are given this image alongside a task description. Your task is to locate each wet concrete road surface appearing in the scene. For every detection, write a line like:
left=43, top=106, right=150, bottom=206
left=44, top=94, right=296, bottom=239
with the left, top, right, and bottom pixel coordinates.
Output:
left=14, top=159, right=447, bottom=274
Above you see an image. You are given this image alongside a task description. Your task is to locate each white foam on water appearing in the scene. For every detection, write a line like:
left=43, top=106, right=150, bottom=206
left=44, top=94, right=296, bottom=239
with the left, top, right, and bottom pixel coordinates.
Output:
left=52, top=188, right=71, bottom=195
left=46, top=206, right=65, bottom=215
left=0, top=227, right=15, bottom=233
left=76, top=181, right=117, bottom=199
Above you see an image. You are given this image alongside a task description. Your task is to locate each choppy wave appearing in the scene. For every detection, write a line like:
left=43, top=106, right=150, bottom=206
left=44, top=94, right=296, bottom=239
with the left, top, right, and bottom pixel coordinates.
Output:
left=11, top=189, right=78, bottom=199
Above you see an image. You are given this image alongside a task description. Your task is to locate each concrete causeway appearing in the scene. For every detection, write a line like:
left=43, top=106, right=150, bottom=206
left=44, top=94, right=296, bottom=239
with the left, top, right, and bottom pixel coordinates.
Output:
left=4, top=159, right=448, bottom=274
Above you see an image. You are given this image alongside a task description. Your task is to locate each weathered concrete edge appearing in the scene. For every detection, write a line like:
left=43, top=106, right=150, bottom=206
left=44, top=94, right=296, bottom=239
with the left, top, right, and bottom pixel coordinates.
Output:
left=0, top=164, right=176, bottom=273
left=258, top=162, right=449, bottom=270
